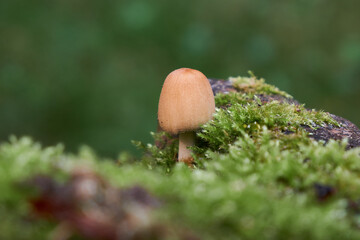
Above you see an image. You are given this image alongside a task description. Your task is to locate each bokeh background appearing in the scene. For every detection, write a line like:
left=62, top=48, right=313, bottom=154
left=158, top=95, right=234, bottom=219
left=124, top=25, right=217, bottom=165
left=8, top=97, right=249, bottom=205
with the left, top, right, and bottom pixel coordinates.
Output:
left=1, top=0, right=359, bottom=157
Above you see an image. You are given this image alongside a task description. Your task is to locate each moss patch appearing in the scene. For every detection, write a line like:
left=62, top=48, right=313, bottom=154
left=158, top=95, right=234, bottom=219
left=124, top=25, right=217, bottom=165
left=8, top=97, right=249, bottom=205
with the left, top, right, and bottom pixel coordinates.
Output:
left=230, top=72, right=293, bottom=98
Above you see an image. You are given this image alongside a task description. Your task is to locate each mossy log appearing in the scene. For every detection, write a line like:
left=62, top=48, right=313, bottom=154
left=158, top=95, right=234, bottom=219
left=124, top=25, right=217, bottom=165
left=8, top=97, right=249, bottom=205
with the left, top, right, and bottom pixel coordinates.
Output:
left=157, top=77, right=360, bottom=150
left=209, top=78, right=360, bottom=149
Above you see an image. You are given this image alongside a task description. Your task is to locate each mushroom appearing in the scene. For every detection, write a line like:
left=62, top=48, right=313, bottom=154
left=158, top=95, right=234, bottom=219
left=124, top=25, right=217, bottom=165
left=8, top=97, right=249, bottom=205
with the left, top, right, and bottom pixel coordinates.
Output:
left=158, top=68, right=215, bottom=163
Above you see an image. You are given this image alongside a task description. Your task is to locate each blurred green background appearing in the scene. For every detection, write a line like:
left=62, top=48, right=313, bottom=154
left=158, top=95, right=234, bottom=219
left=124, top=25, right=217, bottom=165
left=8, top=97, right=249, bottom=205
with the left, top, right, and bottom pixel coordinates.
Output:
left=0, top=0, right=359, bottom=157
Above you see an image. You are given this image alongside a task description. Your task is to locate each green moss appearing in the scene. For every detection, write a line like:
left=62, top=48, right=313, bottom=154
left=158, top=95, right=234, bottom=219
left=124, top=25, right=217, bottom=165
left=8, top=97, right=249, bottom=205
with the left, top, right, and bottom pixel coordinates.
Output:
left=132, top=131, right=179, bottom=172
left=1, top=75, right=358, bottom=239
left=215, top=92, right=253, bottom=107
left=2, top=135, right=360, bottom=240
left=198, top=100, right=339, bottom=153
left=230, top=72, right=293, bottom=98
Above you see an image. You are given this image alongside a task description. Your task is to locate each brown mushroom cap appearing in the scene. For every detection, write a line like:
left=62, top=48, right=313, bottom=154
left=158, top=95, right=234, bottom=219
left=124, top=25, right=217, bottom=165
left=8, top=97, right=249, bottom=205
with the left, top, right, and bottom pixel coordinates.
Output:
left=158, top=68, right=215, bottom=134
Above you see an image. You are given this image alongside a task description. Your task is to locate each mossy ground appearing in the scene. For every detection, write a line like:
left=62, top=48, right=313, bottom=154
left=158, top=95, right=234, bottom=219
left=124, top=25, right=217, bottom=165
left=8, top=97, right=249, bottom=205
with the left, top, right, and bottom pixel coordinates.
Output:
left=1, top=75, right=360, bottom=239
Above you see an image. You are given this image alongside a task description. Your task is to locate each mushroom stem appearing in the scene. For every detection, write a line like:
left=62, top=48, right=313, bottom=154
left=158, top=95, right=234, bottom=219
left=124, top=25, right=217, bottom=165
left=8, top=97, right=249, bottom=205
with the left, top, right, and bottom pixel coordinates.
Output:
left=178, top=132, right=195, bottom=162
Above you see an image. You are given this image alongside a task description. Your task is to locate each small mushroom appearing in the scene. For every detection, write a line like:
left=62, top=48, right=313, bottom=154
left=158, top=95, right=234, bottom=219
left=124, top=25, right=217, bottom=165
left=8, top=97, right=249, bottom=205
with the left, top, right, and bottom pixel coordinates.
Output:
left=158, top=68, right=215, bottom=163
